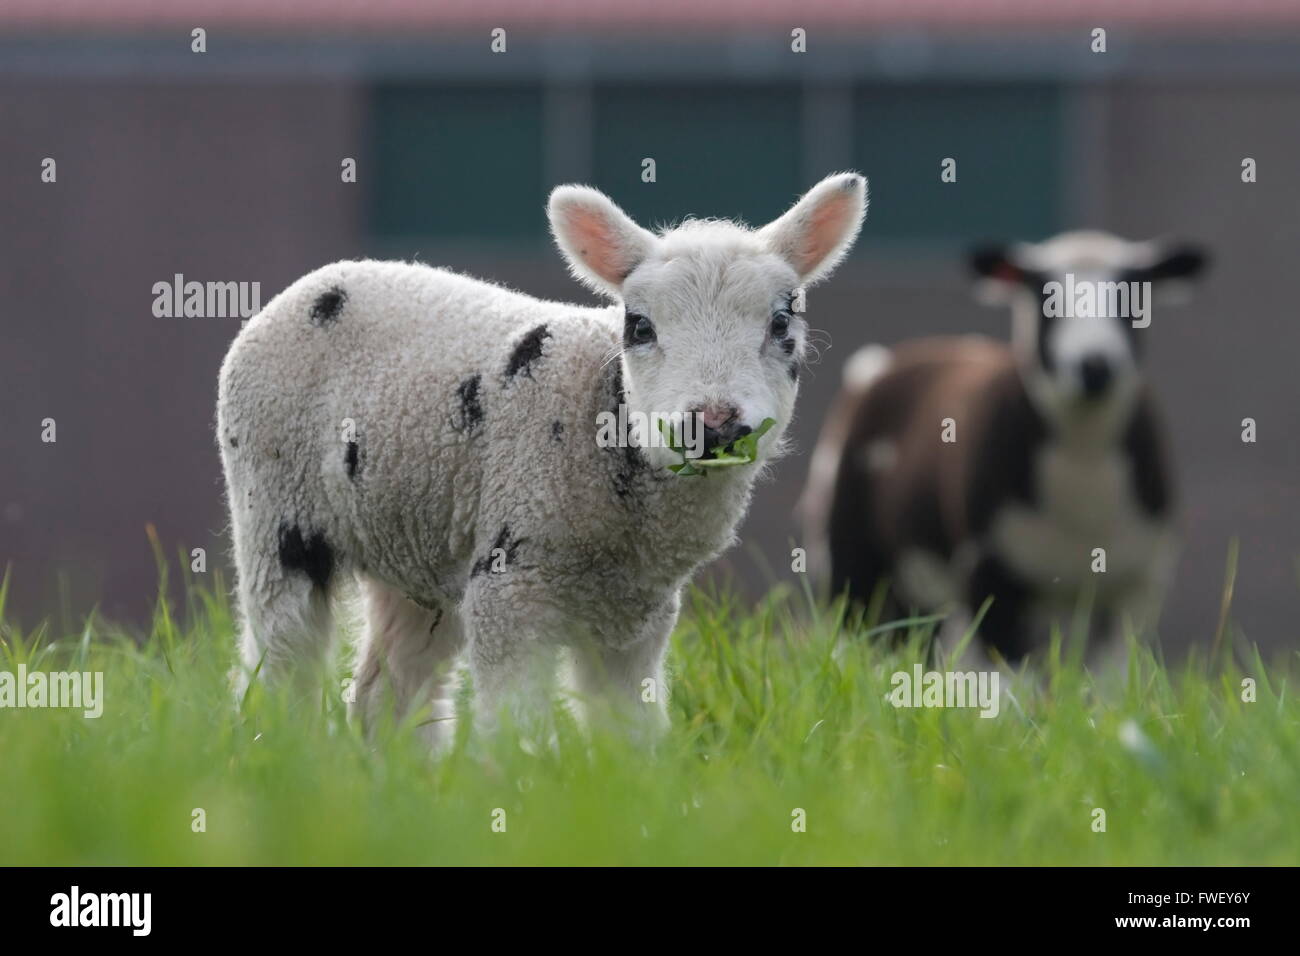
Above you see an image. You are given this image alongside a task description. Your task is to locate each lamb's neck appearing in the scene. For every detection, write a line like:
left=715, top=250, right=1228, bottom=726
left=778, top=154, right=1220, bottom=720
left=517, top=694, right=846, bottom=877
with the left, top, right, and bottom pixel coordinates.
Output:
left=637, top=462, right=756, bottom=568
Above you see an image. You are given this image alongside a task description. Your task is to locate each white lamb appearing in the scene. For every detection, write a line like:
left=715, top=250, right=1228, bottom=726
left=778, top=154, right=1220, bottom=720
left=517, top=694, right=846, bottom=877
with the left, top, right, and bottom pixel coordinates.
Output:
left=217, top=172, right=867, bottom=747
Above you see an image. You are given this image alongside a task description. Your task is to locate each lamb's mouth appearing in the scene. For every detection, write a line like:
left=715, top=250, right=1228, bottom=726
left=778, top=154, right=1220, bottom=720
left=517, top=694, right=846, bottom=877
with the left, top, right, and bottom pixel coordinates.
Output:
left=698, top=425, right=754, bottom=460
left=698, top=438, right=750, bottom=462
left=661, top=417, right=776, bottom=476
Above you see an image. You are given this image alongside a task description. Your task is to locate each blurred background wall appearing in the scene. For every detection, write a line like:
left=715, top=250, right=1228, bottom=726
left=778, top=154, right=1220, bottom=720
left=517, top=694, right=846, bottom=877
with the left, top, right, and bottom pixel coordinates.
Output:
left=0, top=1, right=1296, bottom=654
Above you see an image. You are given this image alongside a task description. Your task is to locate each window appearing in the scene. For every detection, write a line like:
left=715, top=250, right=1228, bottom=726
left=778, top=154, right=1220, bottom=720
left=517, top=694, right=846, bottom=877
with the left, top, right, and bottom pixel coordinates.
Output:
left=853, top=84, right=1063, bottom=242
left=591, top=84, right=802, bottom=229
left=370, top=85, right=544, bottom=241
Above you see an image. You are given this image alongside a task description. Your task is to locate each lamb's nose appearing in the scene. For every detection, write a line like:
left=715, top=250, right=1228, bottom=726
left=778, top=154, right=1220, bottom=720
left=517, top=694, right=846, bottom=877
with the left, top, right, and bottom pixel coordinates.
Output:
left=688, top=403, right=748, bottom=456
left=1079, top=355, right=1113, bottom=398
left=694, top=403, right=740, bottom=431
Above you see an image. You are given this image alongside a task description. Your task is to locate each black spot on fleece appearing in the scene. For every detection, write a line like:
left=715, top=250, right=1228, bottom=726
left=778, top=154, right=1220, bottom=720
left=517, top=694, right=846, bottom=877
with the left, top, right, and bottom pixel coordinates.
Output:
left=309, top=286, right=348, bottom=325
left=277, top=521, right=335, bottom=592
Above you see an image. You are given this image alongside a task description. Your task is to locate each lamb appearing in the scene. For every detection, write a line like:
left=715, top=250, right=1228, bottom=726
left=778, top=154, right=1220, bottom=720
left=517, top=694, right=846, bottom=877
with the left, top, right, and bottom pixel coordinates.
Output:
left=217, top=172, right=867, bottom=746
left=800, top=231, right=1207, bottom=664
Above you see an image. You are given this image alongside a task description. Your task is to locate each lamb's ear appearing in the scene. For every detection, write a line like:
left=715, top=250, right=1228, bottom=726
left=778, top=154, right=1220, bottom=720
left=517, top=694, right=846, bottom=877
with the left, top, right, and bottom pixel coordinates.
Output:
left=548, top=185, right=657, bottom=297
left=969, top=242, right=1036, bottom=305
left=1137, top=242, right=1209, bottom=283
left=969, top=243, right=1026, bottom=283
left=1130, top=240, right=1210, bottom=307
left=759, top=172, right=867, bottom=285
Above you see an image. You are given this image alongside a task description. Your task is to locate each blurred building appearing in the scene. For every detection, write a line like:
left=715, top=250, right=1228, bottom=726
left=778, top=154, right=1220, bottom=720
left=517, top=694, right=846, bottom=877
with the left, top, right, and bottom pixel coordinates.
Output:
left=1, top=1, right=1297, bottom=653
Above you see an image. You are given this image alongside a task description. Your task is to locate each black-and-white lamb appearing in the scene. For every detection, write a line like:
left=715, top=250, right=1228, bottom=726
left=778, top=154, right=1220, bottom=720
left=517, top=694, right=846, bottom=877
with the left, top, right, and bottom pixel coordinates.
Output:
left=801, top=230, right=1207, bottom=663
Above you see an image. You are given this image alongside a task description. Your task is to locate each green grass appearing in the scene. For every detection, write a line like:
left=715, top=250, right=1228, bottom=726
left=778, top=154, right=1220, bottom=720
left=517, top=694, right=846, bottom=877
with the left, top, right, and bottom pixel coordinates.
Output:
left=1, top=564, right=1297, bottom=866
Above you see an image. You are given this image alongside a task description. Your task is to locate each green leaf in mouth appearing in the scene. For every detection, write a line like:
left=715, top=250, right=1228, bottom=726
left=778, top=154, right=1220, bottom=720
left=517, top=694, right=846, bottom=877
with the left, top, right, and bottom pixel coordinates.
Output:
left=657, top=417, right=777, bottom=477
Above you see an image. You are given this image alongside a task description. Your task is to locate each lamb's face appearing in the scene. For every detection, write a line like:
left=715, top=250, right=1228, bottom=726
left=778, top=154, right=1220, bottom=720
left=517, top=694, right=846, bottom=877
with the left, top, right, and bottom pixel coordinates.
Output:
left=548, top=173, right=867, bottom=468
left=618, top=234, right=804, bottom=462
left=970, top=231, right=1207, bottom=425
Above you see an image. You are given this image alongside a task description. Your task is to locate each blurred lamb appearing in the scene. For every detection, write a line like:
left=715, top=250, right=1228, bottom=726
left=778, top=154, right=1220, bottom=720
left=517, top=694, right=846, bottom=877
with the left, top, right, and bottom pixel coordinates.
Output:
left=801, top=231, right=1208, bottom=665
left=218, top=172, right=867, bottom=747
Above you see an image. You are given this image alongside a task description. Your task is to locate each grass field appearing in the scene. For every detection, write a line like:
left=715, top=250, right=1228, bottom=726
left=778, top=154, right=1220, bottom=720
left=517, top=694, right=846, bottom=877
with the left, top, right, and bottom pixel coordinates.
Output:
left=1, top=561, right=1297, bottom=866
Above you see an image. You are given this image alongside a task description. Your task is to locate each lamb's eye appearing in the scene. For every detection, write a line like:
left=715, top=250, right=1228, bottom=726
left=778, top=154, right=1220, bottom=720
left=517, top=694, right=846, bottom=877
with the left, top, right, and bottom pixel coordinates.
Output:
left=625, top=312, right=656, bottom=346
left=770, top=311, right=792, bottom=339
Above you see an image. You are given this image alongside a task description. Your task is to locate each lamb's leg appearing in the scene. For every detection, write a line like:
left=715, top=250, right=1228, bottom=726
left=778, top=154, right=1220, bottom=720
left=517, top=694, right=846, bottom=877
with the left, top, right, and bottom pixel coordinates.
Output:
left=351, top=577, right=466, bottom=753
left=934, top=609, right=1002, bottom=674
left=231, top=530, right=336, bottom=703
left=1086, top=585, right=1162, bottom=681
left=461, top=577, right=559, bottom=741
left=966, top=553, right=1034, bottom=664
left=1084, top=611, right=1132, bottom=685
left=572, top=596, right=678, bottom=741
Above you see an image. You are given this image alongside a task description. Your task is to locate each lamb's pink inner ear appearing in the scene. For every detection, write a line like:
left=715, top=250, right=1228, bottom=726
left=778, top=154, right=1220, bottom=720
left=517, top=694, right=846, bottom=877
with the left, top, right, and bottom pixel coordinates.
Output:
left=793, top=192, right=858, bottom=276
left=561, top=204, right=629, bottom=286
